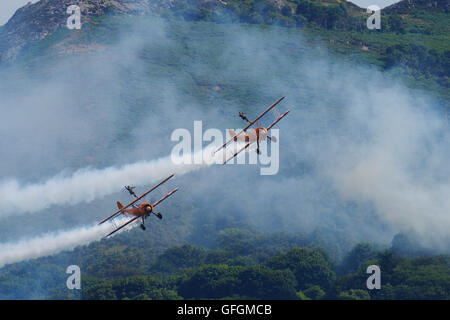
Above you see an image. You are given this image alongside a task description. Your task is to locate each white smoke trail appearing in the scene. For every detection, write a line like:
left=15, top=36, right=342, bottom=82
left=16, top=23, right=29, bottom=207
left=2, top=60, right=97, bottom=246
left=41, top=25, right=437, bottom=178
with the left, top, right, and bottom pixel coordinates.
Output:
left=0, top=218, right=136, bottom=268
left=0, top=145, right=235, bottom=268
left=0, top=146, right=224, bottom=217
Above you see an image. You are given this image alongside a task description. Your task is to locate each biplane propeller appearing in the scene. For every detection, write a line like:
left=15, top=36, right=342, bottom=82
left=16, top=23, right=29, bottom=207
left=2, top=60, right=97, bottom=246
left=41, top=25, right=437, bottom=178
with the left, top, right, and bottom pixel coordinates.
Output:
left=99, top=174, right=179, bottom=238
left=215, top=96, right=290, bottom=164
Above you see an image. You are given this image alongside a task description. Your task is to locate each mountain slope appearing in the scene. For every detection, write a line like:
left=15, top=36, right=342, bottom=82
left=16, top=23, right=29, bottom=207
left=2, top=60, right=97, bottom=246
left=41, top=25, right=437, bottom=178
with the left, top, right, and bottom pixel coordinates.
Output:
left=0, top=0, right=170, bottom=63
left=384, top=0, right=449, bottom=13
left=2, top=0, right=447, bottom=98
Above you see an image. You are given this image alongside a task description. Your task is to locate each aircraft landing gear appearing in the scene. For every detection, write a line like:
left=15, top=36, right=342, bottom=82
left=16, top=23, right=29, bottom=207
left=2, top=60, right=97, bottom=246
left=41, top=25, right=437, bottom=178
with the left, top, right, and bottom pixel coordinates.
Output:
left=140, top=216, right=146, bottom=230
left=155, top=212, right=163, bottom=219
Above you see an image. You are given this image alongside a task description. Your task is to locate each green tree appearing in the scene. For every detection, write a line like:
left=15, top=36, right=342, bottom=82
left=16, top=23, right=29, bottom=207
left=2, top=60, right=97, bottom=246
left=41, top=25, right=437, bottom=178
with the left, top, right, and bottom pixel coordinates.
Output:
left=84, top=282, right=117, bottom=300
left=338, top=289, right=371, bottom=300
left=179, top=264, right=241, bottom=299
left=217, top=228, right=260, bottom=255
left=340, top=243, right=378, bottom=275
left=266, top=248, right=336, bottom=291
left=303, top=285, right=326, bottom=300
left=237, top=266, right=298, bottom=299
left=152, top=244, right=206, bottom=274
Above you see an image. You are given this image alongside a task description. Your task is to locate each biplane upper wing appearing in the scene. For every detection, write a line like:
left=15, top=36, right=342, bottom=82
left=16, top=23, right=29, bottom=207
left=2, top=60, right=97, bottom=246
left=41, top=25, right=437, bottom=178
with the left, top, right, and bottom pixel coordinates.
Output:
left=104, top=215, right=140, bottom=238
left=214, top=96, right=286, bottom=155
left=98, top=174, right=175, bottom=225
left=223, top=109, right=290, bottom=165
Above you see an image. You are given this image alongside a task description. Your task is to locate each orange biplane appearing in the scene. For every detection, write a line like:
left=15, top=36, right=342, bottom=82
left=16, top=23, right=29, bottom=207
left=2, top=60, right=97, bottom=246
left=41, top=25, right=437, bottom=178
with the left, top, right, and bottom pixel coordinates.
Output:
left=98, top=174, right=178, bottom=238
left=215, top=96, right=290, bottom=164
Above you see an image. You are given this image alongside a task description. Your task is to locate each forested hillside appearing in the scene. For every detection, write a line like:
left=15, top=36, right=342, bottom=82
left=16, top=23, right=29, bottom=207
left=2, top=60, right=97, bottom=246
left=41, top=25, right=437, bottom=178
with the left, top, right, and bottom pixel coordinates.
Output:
left=1, top=0, right=448, bottom=98
left=1, top=228, right=449, bottom=299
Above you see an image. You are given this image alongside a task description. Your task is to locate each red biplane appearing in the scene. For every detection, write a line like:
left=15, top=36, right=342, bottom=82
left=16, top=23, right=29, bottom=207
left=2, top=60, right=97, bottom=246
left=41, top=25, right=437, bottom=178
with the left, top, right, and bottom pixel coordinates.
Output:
left=98, top=174, right=178, bottom=238
left=215, top=96, right=290, bottom=164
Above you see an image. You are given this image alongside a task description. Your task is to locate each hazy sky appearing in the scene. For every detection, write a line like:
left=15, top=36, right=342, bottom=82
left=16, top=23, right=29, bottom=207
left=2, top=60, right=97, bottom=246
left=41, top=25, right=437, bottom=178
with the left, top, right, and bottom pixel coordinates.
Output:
left=0, top=0, right=39, bottom=26
left=351, top=0, right=399, bottom=9
left=0, top=0, right=401, bottom=26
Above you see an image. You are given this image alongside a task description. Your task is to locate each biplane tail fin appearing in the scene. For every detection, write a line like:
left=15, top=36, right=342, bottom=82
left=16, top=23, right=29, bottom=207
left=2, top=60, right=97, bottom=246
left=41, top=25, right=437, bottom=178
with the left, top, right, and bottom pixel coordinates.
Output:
left=117, top=201, right=125, bottom=214
left=228, top=129, right=238, bottom=141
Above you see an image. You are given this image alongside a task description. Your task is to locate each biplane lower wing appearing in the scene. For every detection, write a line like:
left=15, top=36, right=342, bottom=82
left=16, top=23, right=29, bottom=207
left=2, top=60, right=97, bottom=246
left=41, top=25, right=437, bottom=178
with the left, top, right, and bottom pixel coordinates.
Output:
left=223, top=142, right=252, bottom=164
left=104, top=216, right=140, bottom=238
left=98, top=174, right=175, bottom=225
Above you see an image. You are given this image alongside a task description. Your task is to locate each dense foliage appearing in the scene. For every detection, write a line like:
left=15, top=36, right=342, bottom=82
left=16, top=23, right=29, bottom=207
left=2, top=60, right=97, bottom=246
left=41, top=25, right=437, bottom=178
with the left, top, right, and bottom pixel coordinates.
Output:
left=0, top=228, right=448, bottom=300
left=158, top=0, right=450, bottom=84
